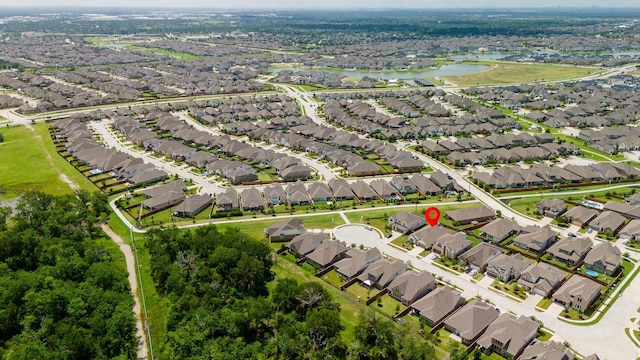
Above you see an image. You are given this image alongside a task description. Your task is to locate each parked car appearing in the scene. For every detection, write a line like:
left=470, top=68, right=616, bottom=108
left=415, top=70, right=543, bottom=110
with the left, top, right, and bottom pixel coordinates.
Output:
left=364, top=225, right=372, bottom=231
left=386, top=233, right=393, bottom=238
left=568, top=232, right=577, bottom=237
left=430, top=253, right=440, bottom=260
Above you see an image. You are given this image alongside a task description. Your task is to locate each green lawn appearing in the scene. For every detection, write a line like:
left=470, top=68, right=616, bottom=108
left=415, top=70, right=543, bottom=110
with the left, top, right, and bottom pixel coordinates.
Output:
left=274, top=254, right=363, bottom=341
left=490, top=279, right=528, bottom=300
left=345, top=203, right=478, bottom=224
left=372, top=294, right=405, bottom=318
left=126, top=45, right=202, bottom=60
left=505, top=186, right=638, bottom=216
left=214, top=214, right=344, bottom=241
left=536, top=297, right=553, bottom=310
left=552, top=133, right=625, bottom=162
left=442, top=61, right=598, bottom=86
left=391, top=235, right=414, bottom=250
left=537, top=328, right=553, bottom=341
left=107, top=216, right=171, bottom=356
left=0, top=124, right=98, bottom=200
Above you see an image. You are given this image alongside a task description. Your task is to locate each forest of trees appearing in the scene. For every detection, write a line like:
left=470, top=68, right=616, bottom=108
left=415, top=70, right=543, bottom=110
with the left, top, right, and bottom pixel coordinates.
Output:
left=0, top=191, right=138, bottom=360
left=147, top=225, right=440, bottom=359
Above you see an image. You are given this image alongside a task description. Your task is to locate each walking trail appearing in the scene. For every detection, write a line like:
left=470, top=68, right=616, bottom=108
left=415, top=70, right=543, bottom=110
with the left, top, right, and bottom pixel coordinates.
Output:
left=101, top=224, right=149, bottom=360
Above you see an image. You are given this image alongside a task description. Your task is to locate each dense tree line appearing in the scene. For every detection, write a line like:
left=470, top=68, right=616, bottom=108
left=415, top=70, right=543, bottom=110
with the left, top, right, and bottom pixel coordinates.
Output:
left=147, top=225, right=438, bottom=359
left=0, top=191, right=137, bottom=360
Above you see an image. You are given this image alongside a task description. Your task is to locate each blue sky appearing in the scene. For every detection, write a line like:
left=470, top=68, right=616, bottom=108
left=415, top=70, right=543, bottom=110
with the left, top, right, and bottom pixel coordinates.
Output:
left=4, top=0, right=640, bottom=8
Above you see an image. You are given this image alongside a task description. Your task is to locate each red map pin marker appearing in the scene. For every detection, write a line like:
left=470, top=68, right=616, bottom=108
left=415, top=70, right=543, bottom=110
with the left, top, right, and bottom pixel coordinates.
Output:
left=425, top=207, right=440, bottom=227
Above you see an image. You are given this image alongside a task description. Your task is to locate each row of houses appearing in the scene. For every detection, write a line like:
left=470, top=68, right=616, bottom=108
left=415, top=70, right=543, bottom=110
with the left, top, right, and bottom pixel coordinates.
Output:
left=136, top=180, right=215, bottom=218
left=267, top=208, right=602, bottom=359
left=473, top=162, right=639, bottom=189
left=111, top=113, right=314, bottom=184
left=537, top=198, right=640, bottom=238
left=469, top=79, right=640, bottom=129
left=318, top=90, right=520, bottom=140
left=579, top=125, right=640, bottom=155
left=52, top=117, right=168, bottom=186
left=283, top=224, right=586, bottom=360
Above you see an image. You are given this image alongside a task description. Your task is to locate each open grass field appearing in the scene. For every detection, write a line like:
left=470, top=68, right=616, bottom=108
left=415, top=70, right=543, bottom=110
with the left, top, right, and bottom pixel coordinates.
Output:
left=442, top=62, right=598, bottom=86
left=505, top=185, right=637, bottom=216
left=126, top=45, right=202, bottom=60
left=0, top=124, right=97, bottom=200
left=213, top=214, right=345, bottom=241
left=344, top=202, right=478, bottom=224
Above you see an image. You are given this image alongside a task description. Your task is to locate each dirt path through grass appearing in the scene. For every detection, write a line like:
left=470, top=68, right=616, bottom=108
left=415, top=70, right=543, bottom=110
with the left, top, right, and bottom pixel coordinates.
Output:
left=101, top=224, right=149, bottom=360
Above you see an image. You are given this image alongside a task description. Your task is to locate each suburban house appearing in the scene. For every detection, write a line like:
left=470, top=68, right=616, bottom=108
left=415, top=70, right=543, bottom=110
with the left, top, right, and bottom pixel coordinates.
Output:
left=552, top=275, right=601, bottom=310
left=443, top=299, right=500, bottom=345
left=563, top=206, right=598, bottom=227
left=432, top=233, right=472, bottom=259
left=328, top=178, right=355, bottom=200
left=216, top=188, right=239, bottom=211
left=583, top=242, right=622, bottom=276
left=350, top=181, right=378, bottom=203
left=511, top=225, right=557, bottom=255
left=476, top=314, right=539, bottom=360
left=142, top=179, right=186, bottom=198
left=619, top=219, right=640, bottom=241
left=280, top=164, right=312, bottom=180
left=536, top=198, right=568, bottom=218
left=307, top=182, right=334, bottom=204
left=409, top=225, right=453, bottom=249
left=334, top=247, right=382, bottom=280
left=411, top=286, right=465, bottom=327
left=370, top=179, right=401, bottom=201
left=390, top=175, right=417, bottom=195
left=141, top=191, right=185, bottom=212
left=264, top=184, right=286, bottom=206
left=458, top=242, right=504, bottom=273
left=518, top=262, right=568, bottom=296
left=479, top=218, right=522, bottom=243
left=486, top=254, right=531, bottom=283
left=357, top=258, right=407, bottom=289
left=288, top=233, right=329, bottom=257
left=409, top=174, right=442, bottom=196
left=588, top=211, right=627, bottom=234
left=265, top=218, right=306, bottom=242
left=603, top=201, right=640, bottom=220
left=446, top=205, right=495, bottom=225
left=519, top=340, right=574, bottom=360
left=305, top=241, right=349, bottom=270
left=240, top=187, right=264, bottom=211
left=286, top=180, right=311, bottom=206
left=545, top=236, right=592, bottom=267
left=172, top=194, right=212, bottom=218
left=387, top=271, right=436, bottom=305
left=388, top=211, right=425, bottom=234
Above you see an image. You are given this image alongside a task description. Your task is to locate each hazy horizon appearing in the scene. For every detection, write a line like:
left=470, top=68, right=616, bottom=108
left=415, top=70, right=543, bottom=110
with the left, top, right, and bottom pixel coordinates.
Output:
left=1, top=0, right=639, bottom=9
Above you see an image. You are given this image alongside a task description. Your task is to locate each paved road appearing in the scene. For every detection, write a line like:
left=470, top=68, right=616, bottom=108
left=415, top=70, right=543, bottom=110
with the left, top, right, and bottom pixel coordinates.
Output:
left=175, top=111, right=338, bottom=181
left=0, top=109, right=33, bottom=130
left=341, top=226, right=640, bottom=360
left=402, top=142, right=541, bottom=227
left=90, top=119, right=224, bottom=195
